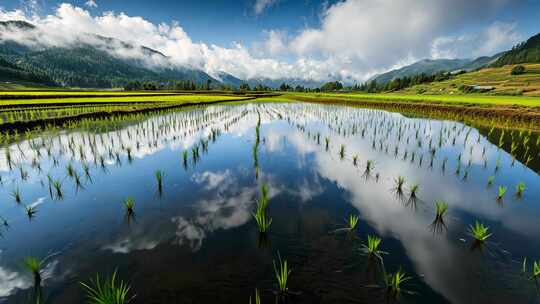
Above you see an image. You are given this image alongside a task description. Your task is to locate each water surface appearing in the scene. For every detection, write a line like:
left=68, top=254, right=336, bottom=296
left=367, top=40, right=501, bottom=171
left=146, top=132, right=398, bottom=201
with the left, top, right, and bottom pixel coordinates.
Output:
left=0, top=102, right=539, bottom=304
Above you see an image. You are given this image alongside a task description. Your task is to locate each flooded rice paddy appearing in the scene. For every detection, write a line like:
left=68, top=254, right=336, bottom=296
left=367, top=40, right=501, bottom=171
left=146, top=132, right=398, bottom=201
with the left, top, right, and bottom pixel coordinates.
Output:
left=0, top=102, right=539, bottom=304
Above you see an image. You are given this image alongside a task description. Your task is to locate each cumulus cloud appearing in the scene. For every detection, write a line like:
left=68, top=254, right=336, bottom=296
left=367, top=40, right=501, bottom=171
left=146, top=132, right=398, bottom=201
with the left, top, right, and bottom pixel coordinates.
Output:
left=431, top=22, right=522, bottom=59
left=84, top=0, right=98, bottom=8
left=286, top=0, right=514, bottom=79
left=254, top=0, right=279, bottom=15
left=0, top=0, right=523, bottom=82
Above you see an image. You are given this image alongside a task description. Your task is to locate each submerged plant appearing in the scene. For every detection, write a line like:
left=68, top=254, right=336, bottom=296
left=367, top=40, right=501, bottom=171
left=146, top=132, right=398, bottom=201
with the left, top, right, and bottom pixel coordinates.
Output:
left=516, top=182, right=526, bottom=197
left=23, top=256, right=43, bottom=284
left=249, top=289, right=262, bottom=304
left=124, top=197, right=135, bottom=215
left=497, top=186, right=507, bottom=200
left=80, top=270, right=134, bottom=304
left=409, top=183, right=419, bottom=198
left=360, top=235, right=386, bottom=260
left=383, top=268, right=412, bottom=297
left=155, top=170, right=163, bottom=193
left=394, top=176, right=406, bottom=193
left=347, top=214, right=360, bottom=231
left=435, top=200, right=448, bottom=220
left=468, top=221, right=492, bottom=242
left=253, top=206, right=272, bottom=233
left=25, top=205, right=37, bottom=219
left=273, top=254, right=291, bottom=294
left=11, top=187, right=22, bottom=204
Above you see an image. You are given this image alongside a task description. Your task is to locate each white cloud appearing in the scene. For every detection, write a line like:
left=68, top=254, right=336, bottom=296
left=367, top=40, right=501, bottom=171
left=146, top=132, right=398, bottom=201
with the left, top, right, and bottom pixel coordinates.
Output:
left=431, top=22, right=521, bottom=59
left=254, top=0, right=279, bottom=15
left=84, top=0, right=98, bottom=8
left=0, top=1, right=521, bottom=82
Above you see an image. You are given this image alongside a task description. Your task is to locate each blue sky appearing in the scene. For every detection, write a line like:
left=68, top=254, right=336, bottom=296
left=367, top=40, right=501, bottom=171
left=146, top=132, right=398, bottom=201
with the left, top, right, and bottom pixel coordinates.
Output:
left=1, top=0, right=539, bottom=82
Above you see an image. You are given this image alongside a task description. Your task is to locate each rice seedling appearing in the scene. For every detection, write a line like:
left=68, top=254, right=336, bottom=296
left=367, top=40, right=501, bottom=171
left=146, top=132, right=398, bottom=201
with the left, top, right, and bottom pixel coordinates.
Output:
left=468, top=221, right=492, bottom=242
left=487, top=176, right=494, bottom=186
left=66, top=163, right=75, bottom=178
left=273, top=254, right=291, bottom=294
left=365, top=160, right=374, bottom=174
left=249, top=289, right=262, bottom=304
left=497, top=186, right=507, bottom=200
left=516, top=182, right=526, bottom=197
left=383, top=268, right=412, bottom=297
left=155, top=170, right=163, bottom=193
left=394, top=176, right=406, bottom=193
left=11, top=187, right=22, bottom=204
left=23, top=256, right=43, bottom=284
left=25, top=205, right=37, bottom=219
left=52, top=180, right=63, bottom=199
left=80, top=270, right=134, bottom=304
left=435, top=200, right=448, bottom=221
left=182, top=150, right=188, bottom=169
left=252, top=205, right=272, bottom=233
left=124, top=197, right=135, bottom=215
left=347, top=214, right=360, bottom=231
left=339, top=144, right=345, bottom=159
left=409, top=183, right=419, bottom=198
left=360, top=235, right=386, bottom=260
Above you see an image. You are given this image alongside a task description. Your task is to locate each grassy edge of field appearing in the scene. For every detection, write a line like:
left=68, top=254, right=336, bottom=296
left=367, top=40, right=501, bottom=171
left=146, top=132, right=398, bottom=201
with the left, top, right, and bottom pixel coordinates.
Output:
left=281, top=93, right=540, bottom=131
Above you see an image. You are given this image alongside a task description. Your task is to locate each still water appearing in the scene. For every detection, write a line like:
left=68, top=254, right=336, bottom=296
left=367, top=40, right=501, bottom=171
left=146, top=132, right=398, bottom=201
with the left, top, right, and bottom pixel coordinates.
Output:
left=0, top=102, right=539, bottom=303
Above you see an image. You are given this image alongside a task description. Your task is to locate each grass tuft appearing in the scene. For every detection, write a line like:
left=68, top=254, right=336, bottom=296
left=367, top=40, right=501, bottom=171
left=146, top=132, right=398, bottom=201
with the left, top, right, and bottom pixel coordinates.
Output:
left=80, top=270, right=133, bottom=304
left=468, top=221, right=492, bottom=242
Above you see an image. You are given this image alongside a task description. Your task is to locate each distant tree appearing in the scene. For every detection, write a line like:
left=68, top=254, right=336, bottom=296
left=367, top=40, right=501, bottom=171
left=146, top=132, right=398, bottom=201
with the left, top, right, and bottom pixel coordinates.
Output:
left=279, top=83, right=291, bottom=91
left=511, top=65, right=526, bottom=75
left=320, top=81, right=343, bottom=92
left=239, top=83, right=251, bottom=91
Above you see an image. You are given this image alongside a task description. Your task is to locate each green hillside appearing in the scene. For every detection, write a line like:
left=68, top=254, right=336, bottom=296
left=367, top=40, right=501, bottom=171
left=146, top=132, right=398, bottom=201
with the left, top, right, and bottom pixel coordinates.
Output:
left=402, top=63, right=540, bottom=96
left=491, top=33, right=540, bottom=67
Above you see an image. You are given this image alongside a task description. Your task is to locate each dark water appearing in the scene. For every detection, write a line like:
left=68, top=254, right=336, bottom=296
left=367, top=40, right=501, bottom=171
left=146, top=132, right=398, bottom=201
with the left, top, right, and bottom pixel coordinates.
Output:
left=0, top=103, right=539, bottom=304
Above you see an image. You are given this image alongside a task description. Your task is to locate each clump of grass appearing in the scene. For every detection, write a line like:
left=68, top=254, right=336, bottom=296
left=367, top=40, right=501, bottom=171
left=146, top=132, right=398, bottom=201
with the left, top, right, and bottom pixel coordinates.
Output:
left=352, top=155, right=358, bottom=166
left=124, top=197, right=134, bottom=215
left=249, top=289, right=262, bottom=304
left=11, top=187, right=22, bottom=204
left=80, top=270, right=133, bottom=304
left=155, top=170, right=163, bottom=193
left=52, top=180, right=63, bottom=199
left=487, top=176, right=494, bottom=186
left=253, top=206, right=272, bottom=233
left=360, top=235, right=386, bottom=260
left=339, top=144, right=345, bottom=159
left=468, top=221, right=492, bottom=242
left=522, top=258, right=540, bottom=282
left=25, top=205, right=37, bottom=219
left=253, top=184, right=271, bottom=233
left=409, top=183, right=419, bottom=198
left=347, top=214, right=359, bottom=231
left=497, top=186, right=507, bottom=200
left=384, top=268, right=411, bottom=297
left=273, top=254, right=291, bottom=294
left=394, top=176, right=405, bottom=193
left=365, top=160, right=374, bottom=174
left=435, top=200, right=448, bottom=221
left=23, top=256, right=43, bottom=284
left=515, top=182, right=525, bottom=197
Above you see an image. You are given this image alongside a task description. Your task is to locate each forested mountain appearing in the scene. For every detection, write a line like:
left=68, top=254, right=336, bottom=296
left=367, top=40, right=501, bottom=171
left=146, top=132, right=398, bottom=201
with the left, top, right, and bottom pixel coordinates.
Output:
left=369, top=53, right=504, bottom=85
left=0, top=20, right=217, bottom=88
left=491, top=33, right=540, bottom=67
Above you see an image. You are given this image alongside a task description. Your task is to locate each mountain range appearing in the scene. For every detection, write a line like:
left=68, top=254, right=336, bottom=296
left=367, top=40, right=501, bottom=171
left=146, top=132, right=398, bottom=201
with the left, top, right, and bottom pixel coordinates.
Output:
left=1, top=20, right=539, bottom=89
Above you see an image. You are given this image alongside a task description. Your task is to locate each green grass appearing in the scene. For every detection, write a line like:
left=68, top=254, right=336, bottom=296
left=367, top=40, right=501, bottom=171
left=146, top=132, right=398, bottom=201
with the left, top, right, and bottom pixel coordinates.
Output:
left=0, top=94, right=250, bottom=106
left=80, top=270, right=133, bottom=304
left=285, top=91, right=540, bottom=107
left=516, top=182, right=526, bottom=197
left=384, top=268, right=411, bottom=296
left=23, top=256, right=43, bottom=279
